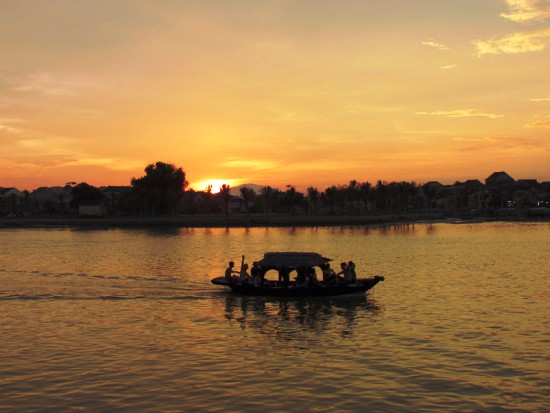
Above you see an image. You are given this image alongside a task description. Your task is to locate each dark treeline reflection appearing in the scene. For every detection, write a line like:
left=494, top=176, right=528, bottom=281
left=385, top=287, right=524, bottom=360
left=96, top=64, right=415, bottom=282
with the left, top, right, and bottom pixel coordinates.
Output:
left=222, top=294, right=384, bottom=341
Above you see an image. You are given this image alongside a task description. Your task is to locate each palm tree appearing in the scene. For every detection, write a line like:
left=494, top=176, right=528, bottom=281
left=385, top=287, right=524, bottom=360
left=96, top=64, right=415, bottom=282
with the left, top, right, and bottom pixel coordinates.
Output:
left=324, top=186, right=338, bottom=214
left=239, top=186, right=255, bottom=217
left=347, top=180, right=359, bottom=213
left=260, top=186, right=274, bottom=216
left=306, top=186, right=319, bottom=215
left=359, top=181, right=372, bottom=213
left=375, top=180, right=388, bottom=212
left=219, top=184, right=231, bottom=217
left=284, top=185, right=300, bottom=215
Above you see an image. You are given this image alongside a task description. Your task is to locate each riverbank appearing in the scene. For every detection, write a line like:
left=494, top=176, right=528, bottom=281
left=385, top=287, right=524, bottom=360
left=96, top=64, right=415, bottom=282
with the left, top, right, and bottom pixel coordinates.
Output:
left=0, top=213, right=449, bottom=229
left=1, top=210, right=548, bottom=229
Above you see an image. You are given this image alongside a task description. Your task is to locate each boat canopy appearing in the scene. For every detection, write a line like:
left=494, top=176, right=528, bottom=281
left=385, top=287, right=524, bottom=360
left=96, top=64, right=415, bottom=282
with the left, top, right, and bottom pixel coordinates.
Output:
left=257, top=252, right=331, bottom=269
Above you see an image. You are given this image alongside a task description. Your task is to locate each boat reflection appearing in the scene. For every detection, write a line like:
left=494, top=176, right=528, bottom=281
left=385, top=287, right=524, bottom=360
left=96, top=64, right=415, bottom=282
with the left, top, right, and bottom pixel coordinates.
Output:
left=222, top=294, right=384, bottom=341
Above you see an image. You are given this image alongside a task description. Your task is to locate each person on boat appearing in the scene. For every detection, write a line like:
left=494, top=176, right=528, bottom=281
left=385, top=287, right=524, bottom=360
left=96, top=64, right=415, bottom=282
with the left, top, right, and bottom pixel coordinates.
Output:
left=225, top=261, right=239, bottom=283
left=336, top=262, right=349, bottom=284
left=278, top=266, right=290, bottom=289
left=307, top=267, right=323, bottom=287
left=239, top=263, right=251, bottom=284
left=321, top=263, right=336, bottom=283
left=251, top=261, right=263, bottom=287
left=295, top=266, right=309, bottom=287
left=347, top=261, right=357, bottom=283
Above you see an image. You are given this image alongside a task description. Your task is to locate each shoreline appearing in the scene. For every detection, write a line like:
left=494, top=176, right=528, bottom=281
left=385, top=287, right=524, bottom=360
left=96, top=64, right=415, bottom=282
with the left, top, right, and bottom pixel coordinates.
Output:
left=1, top=212, right=548, bottom=229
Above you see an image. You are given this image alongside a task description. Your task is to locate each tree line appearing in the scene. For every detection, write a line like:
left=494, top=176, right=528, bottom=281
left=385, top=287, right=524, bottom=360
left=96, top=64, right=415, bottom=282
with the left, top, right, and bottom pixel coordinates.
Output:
left=67, top=161, right=422, bottom=216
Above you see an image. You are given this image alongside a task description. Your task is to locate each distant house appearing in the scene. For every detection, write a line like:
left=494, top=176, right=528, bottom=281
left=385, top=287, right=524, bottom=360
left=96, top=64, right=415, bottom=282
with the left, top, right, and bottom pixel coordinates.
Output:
left=228, top=196, right=245, bottom=214
left=78, top=200, right=106, bottom=217
left=450, top=180, right=489, bottom=210
left=30, top=186, right=73, bottom=214
left=420, top=181, right=445, bottom=209
left=539, top=182, right=550, bottom=207
left=512, top=179, right=541, bottom=207
left=486, top=171, right=515, bottom=188
left=485, top=172, right=515, bottom=208
left=100, top=185, right=131, bottom=213
left=0, top=187, right=26, bottom=216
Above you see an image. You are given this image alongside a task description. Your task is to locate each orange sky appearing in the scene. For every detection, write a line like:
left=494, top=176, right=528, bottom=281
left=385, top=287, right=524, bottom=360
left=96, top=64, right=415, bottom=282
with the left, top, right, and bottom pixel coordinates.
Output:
left=1, top=0, right=549, bottom=191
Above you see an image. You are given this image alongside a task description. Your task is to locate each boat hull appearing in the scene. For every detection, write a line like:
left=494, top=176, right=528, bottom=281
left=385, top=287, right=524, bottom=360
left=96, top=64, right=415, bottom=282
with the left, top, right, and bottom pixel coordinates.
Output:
left=211, top=276, right=384, bottom=297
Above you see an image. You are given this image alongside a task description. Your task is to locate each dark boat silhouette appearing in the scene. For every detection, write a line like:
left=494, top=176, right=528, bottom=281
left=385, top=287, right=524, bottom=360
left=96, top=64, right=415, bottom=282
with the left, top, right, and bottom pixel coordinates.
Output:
left=211, top=252, right=384, bottom=297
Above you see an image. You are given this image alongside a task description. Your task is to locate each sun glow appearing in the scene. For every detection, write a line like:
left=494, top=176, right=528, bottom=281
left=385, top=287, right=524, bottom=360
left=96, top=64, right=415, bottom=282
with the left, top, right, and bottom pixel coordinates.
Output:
left=190, top=179, right=242, bottom=193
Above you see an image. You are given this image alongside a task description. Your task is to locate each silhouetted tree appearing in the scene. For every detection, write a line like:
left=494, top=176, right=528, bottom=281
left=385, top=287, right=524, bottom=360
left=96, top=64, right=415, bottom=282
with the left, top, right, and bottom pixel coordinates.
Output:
left=359, top=181, right=372, bottom=213
left=347, top=180, right=360, bottom=213
left=306, top=186, right=319, bottom=215
left=323, top=186, right=338, bottom=214
left=239, top=186, right=255, bottom=217
left=283, top=185, right=304, bottom=215
left=260, top=186, right=275, bottom=216
left=375, top=180, right=388, bottom=212
left=219, top=184, right=231, bottom=217
left=131, top=162, right=188, bottom=214
left=202, top=185, right=216, bottom=215
left=70, top=182, right=103, bottom=209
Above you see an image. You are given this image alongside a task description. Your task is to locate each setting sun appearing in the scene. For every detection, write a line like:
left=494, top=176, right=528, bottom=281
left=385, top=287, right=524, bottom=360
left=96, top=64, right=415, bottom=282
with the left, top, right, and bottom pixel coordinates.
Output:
left=190, top=179, right=242, bottom=193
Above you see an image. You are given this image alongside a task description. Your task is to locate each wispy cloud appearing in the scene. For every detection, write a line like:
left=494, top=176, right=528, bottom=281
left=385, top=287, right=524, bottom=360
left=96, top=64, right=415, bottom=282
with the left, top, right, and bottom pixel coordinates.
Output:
left=0, top=118, right=26, bottom=134
left=530, top=97, right=550, bottom=101
left=416, top=109, right=504, bottom=119
left=501, top=0, right=550, bottom=23
left=453, top=136, right=499, bottom=143
left=474, top=28, right=550, bottom=56
left=525, top=113, right=550, bottom=127
left=441, top=64, right=457, bottom=70
left=421, top=40, right=450, bottom=50
left=13, top=72, right=98, bottom=97
left=455, top=136, right=548, bottom=152
left=221, top=159, right=279, bottom=170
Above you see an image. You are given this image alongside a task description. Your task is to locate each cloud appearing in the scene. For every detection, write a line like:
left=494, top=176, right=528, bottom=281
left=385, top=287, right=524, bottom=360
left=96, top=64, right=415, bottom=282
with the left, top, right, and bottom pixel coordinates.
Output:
left=456, top=136, right=548, bottom=152
left=13, top=72, right=98, bottom=97
left=441, top=64, right=457, bottom=70
left=501, top=0, right=550, bottom=23
left=221, top=159, right=279, bottom=170
left=474, top=28, right=550, bottom=56
left=421, top=40, right=450, bottom=50
left=0, top=118, right=25, bottom=134
left=525, top=113, right=550, bottom=127
left=416, top=109, right=504, bottom=119
left=530, top=97, right=550, bottom=101
left=453, top=137, right=499, bottom=143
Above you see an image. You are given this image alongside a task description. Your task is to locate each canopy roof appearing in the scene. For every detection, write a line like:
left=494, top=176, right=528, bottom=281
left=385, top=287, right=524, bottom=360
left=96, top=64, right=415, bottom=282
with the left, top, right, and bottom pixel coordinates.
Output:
left=257, top=252, right=331, bottom=269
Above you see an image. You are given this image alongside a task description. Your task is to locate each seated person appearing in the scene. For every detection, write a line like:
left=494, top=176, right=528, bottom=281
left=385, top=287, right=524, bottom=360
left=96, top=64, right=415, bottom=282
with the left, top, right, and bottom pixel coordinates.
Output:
left=225, top=261, right=239, bottom=283
left=336, top=262, right=349, bottom=284
left=307, top=267, right=323, bottom=287
left=321, top=263, right=336, bottom=283
left=251, top=261, right=262, bottom=287
left=278, top=266, right=290, bottom=289
left=347, top=261, right=357, bottom=283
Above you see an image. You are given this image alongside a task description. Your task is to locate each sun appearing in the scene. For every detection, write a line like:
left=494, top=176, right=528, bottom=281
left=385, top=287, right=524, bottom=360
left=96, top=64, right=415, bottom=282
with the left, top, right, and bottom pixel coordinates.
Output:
left=190, top=179, right=241, bottom=193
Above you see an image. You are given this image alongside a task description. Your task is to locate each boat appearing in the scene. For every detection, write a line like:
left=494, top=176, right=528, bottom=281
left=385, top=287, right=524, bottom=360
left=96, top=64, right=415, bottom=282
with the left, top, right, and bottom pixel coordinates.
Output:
left=211, top=252, right=384, bottom=297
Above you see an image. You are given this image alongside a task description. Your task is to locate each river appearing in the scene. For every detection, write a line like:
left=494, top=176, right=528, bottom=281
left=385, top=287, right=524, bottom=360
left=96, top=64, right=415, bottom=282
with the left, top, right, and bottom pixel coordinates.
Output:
left=1, top=222, right=548, bottom=412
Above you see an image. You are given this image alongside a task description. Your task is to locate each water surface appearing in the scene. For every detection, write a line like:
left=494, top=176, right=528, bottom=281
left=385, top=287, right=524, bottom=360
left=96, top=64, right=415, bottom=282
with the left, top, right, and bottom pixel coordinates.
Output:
left=1, top=222, right=548, bottom=412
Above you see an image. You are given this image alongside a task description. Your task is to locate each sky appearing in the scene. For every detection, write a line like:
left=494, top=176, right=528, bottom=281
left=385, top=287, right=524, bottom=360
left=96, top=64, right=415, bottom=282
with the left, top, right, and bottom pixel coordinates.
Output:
left=1, top=0, right=549, bottom=192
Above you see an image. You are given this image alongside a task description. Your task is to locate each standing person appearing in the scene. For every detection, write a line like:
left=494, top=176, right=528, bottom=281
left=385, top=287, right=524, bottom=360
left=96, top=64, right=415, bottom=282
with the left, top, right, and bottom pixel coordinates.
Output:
left=225, top=261, right=239, bottom=283
left=239, top=263, right=250, bottom=284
